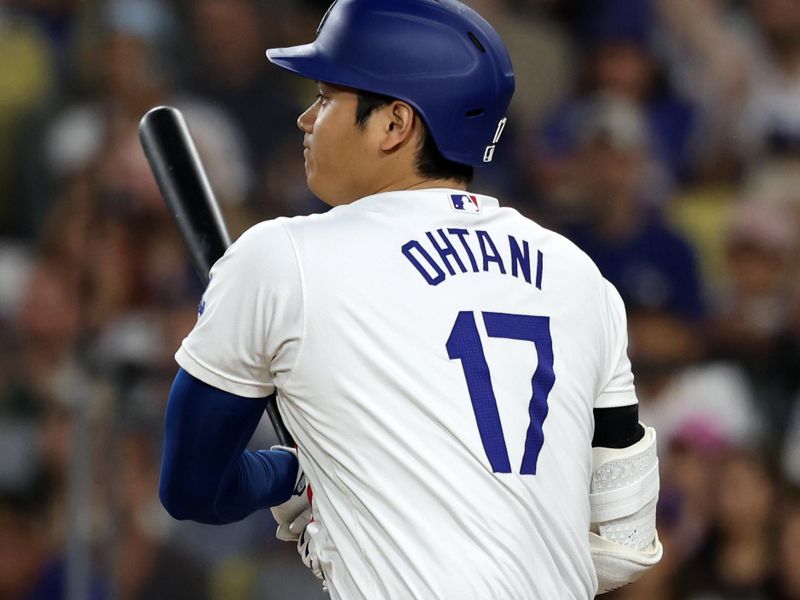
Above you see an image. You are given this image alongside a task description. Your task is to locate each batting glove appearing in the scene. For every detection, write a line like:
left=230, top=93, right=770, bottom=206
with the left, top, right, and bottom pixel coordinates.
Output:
left=269, top=446, right=311, bottom=542
left=299, top=521, right=325, bottom=582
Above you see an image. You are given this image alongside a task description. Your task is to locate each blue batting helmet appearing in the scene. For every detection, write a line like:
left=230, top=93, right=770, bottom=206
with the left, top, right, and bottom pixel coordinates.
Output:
left=266, top=0, right=515, bottom=167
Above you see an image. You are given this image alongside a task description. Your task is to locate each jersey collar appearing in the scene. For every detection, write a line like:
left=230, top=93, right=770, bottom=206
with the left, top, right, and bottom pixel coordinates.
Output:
left=348, top=188, right=500, bottom=213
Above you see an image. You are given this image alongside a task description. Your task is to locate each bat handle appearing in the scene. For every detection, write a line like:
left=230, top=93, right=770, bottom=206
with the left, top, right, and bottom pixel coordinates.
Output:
left=266, top=394, right=294, bottom=447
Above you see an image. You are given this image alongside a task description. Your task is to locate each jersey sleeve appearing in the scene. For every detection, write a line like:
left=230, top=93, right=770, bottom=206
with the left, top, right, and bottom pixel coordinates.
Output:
left=175, top=219, right=303, bottom=398
left=595, top=279, right=638, bottom=409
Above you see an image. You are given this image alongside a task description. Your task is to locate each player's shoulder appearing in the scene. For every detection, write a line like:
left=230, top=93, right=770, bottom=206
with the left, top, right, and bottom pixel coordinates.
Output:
left=231, top=218, right=295, bottom=251
left=270, top=201, right=377, bottom=244
left=208, top=218, right=304, bottom=293
left=493, top=203, right=606, bottom=281
left=218, top=218, right=301, bottom=275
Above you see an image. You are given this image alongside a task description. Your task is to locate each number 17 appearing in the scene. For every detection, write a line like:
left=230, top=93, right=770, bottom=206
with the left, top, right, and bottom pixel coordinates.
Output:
left=446, top=311, right=555, bottom=475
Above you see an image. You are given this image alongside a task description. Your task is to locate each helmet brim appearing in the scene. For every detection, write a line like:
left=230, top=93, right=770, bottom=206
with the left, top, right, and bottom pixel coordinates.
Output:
left=266, top=45, right=351, bottom=88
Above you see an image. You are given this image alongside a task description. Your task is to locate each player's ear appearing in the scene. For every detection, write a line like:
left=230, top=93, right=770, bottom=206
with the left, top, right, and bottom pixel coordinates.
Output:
left=379, top=101, right=416, bottom=152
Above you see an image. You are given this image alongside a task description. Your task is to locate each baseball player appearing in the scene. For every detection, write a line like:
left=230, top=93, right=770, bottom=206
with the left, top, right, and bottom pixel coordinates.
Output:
left=158, top=0, right=663, bottom=598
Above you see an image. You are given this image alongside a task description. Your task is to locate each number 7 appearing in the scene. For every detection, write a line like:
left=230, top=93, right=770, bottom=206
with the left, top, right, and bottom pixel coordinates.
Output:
left=446, top=311, right=555, bottom=475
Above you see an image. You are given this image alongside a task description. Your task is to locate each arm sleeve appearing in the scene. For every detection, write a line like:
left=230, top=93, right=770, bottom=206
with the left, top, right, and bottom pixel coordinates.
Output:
left=595, top=279, right=638, bottom=409
left=175, top=219, right=303, bottom=397
left=159, top=368, right=298, bottom=524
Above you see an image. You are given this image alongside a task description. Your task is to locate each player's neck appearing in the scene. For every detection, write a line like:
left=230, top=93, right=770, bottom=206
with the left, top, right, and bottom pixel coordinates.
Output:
left=371, top=175, right=468, bottom=196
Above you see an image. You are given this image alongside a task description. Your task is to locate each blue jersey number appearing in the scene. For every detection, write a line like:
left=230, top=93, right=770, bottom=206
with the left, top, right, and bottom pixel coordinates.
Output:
left=446, top=311, right=555, bottom=475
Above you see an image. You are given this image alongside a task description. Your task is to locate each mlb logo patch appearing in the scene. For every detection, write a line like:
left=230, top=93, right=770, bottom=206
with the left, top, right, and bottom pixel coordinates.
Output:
left=449, top=194, right=480, bottom=214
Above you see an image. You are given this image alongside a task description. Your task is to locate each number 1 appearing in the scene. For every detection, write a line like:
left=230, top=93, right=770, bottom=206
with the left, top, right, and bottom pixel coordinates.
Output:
left=446, top=311, right=555, bottom=475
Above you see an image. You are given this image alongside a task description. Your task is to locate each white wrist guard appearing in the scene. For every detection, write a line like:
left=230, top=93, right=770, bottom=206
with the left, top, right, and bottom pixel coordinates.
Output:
left=590, top=424, right=662, bottom=593
left=590, top=530, right=662, bottom=594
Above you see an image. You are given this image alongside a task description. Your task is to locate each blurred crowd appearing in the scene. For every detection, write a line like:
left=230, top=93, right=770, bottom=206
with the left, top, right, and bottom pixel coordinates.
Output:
left=1, top=0, right=799, bottom=599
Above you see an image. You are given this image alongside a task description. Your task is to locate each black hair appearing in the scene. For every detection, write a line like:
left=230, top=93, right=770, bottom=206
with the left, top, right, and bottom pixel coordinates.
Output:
left=355, top=90, right=474, bottom=185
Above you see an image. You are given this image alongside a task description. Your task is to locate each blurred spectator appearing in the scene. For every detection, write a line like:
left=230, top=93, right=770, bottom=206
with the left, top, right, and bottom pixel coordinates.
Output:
left=561, top=95, right=705, bottom=320
left=111, top=426, right=210, bottom=600
left=28, top=0, right=251, bottom=239
left=185, top=0, right=306, bottom=210
left=6, top=0, right=82, bottom=86
left=0, top=8, right=54, bottom=233
left=537, top=0, right=696, bottom=186
left=629, top=301, right=763, bottom=450
left=681, top=450, right=781, bottom=598
left=0, top=435, right=104, bottom=600
left=661, top=0, right=800, bottom=175
left=740, top=0, right=800, bottom=160
left=663, top=425, right=729, bottom=555
left=12, top=257, right=82, bottom=411
left=709, top=197, right=800, bottom=430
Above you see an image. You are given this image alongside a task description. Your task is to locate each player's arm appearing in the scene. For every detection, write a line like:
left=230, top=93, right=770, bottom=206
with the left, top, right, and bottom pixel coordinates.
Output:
left=590, top=282, right=662, bottom=594
left=159, top=368, right=298, bottom=524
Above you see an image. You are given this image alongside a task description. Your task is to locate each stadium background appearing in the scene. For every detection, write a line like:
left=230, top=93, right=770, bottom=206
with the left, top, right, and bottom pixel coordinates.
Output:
left=1, top=0, right=799, bottom=598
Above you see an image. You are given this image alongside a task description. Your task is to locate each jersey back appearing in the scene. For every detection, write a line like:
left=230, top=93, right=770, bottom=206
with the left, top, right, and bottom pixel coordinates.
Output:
left=177, top=189, right=637, bottom=600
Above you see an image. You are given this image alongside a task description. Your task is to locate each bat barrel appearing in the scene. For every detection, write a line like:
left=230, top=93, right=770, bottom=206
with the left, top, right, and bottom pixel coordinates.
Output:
left=139, top=106, right=231, bottom=286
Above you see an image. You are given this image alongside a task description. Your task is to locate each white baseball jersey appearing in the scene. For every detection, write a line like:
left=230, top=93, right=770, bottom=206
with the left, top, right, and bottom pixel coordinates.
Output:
left=177, top=189, right=637, bottom=599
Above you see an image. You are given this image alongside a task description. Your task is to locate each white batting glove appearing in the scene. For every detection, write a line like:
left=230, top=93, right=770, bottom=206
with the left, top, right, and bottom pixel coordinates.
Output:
left=299, top=521, right=325, bottom=582
left=269, top=446, right=310, bottom=542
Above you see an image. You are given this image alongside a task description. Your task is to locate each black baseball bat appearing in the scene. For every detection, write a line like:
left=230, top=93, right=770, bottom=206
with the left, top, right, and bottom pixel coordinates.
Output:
left=139, top=105, right=294, bottom=447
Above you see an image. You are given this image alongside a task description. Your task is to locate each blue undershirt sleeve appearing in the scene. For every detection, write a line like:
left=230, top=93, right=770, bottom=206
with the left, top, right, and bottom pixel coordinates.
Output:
left=159, top=368, right=298, bottom=524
